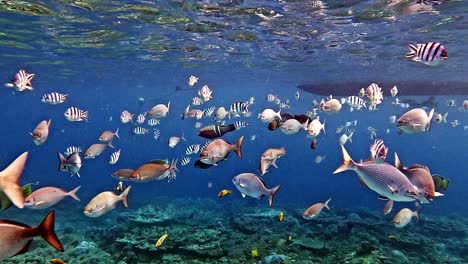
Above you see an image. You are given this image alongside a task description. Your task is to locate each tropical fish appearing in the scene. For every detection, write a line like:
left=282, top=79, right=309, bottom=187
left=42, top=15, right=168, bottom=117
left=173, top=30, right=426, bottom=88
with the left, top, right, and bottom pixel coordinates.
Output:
left=390, top=86, right=398, bottom=97
left=319, top=97, right=342, bottom=114
left=188, top=75, right=198, bottom=86
left=232, top=173, right=280, bottom=207
left=339, top=132, right=353, bottom=145
left=115, top=181, right=125, bottom=192
left=153, top=129, right=161, bottom=140
left=198, top=85, right=213, bottom=102
left=155, top=233, right=169, bottom=248
left=434, top=112, right=448, bottom=124
left=192, top=97, right=203, bottom=106
left=58, top=152, right=82, bottom=177
left=50, top=258, right=66, bottom=264
left=168, top=134, right=186, bottom=148
left=24, top=186, right=81, bottom=209
left=388, top=235, right=400, bottom=242
left=120, top=110, right=133, bottom=124
left=64, top=146, right=82, bottom=156
left=295, top=91, right=300, bottom=100
left=405, top=42, right=448, bottom=65
left=84, top=143, right=112, bottom=159
left=198, top=136, right=244, bottom=166
left=393, top=208, right=419, bottom=228
left=198, top=124, right=237, bottom=139
left=215, top=107, right=229, bottom=121
left=342, top=96, right=366, bottom=111
left=310, top=138, right=318, bottom=149
left=0, top=211, right=64, bottom=260
left=0, top=184, right=33, bottom=212
left=203, top=107, right=216, bottom=117
left=136, top=114, right=145, bottom=124
left=315, top=155, right=326, bottom=164
left=306, top=117, right=325, bottom=138
left=185, top=144, right=201, bottom=155
left=133, top=127, right=149, bottom=135
left=383, top=199, right=394, bottom=215
left=111, top=169, right=135, bottom=181
left=217, top=189, right=232, bottom=198
left=280, top=119, right=308, bottom=135
left=369, top=139, right=388, bottom=163
left=99, top=128, right=119, bottom=142
left=64, top=107, right=88, bottom=122
left=397, top=108, right=434, bottom=134
left=146, top=102, right=170, bottom=119
left=147, top=118, right=160, bottom=126
left=109, top=149, right=121, bottom=165
left=83, top=186, right=131, bottom=218
left=259, top=147, right=286, bottom=175
left=30, top=119, right=51, bottom=146
left=131, top=159, right=178, bottom=182
left=303, top=198, right=331, bottom=220
left=0, top=152, right=29, bottom=209
left=334, top=144, right=424, bottom=203
left=4, top=69, right=35, bottom=91
left=258, top=109, right=282, bottom=123
left=41, top=93, right=68, bottom=105
left=279, top=211, right=284, bottom=222
left=229, top=102, right=249, bottom=118
left=180, top=157, right=191, bottom=166
left=432, top=174, right=449, bottom=192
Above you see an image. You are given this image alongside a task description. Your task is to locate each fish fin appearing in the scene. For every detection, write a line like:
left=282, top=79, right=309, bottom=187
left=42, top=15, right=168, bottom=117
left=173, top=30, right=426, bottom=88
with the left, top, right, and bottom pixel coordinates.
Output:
left=268, top=185, right=280, bottom=207
left=322, top=119, right=326, bottom=134
left=114, top=128, right=120, bottom=139
left=323, top=198, right=332, bottom=210
left=47, top=119, right=52, bottom=128
left=394, top=152, right=403, bottom=169
left=387, top=184, right=398, bottom=194
left=271, top=159, right=278, bottom=169
left=434, top=192, right=444, bottom=197
left=426, top=108, right=434, bottom=131
left=14, top=240, right=33, bottom=256
left=378, top=195, right=389, bottom=200
left=442, top=112, right=448, bottom=124
left=67, top=186, right=81, bottom=201
left=108, top=141, right=115, bottom=149
left=348, top=132, right=353, bottom=143
left=120, top=185, right=132, bottom=208
left=241, top=193, right=246, bottom=198
left=384, top=200, right=393, bottom=215
left=167, top=101, right=171, bottom=114
left=0, top=152, right=28, bottom=209
left=357, top=176, right=369, bottom=188
left=405, top=44, right=418, bottom=58
left=234, top=136, right=244, bottom=159
left=277, top=109, right=282, bottom=120
left=333, top=144, right=355, bottom=174
left=37, top=211, right=64, bottom=252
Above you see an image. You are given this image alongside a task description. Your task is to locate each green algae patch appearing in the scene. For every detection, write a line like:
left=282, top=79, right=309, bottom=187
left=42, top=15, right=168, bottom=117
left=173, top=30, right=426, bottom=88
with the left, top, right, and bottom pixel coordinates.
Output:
left=112, top=4, right=160, bottom=14
left=0, top=0, right=55, bottom=16
left=184, top=21, right=227, bottom=33
left=56, top=29, right=125, bottom=48
left=0, top=39, right=34, bottom=49
left=356, top=10, right=396, bottom=21
left=150, top=16, right=191, bottom=25
left=229, top=32, right=257, bottom=42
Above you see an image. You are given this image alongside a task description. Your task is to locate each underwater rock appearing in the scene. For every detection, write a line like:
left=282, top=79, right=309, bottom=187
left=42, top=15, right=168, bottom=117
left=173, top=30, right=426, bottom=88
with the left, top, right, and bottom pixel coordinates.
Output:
left=291, top=238, right=325, bottom=250
left=0, top=0, right=54, bottom=16
left=390, top=250, right=409, bottom=264
left=259, top=252, right=290, bottom=264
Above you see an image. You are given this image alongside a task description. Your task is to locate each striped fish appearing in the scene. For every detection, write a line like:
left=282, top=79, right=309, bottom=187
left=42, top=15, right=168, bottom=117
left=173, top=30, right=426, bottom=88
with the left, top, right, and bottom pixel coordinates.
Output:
left=370, top=139, right=388, bottom=163
left=405, top=42, right=448, bottom=66
left=109, top=149, right=121, bottom=165
left=5, top=69, right=35, bottom=91
left=41, top=92, right=68, bottom=105
left=120, top=110, right=133, bottom=124
left=266, top=94, right=277, bottom=102
left=147, top=118, right=160, bottom=126
left=234, top=121, right=250, bottom=130
left=186, top=144, right=201, bottom=155
left=192, top=97, right=203, bottom=106
left=203, top=107, right=216, bottom=117
left=153, top=129, right=161, bottom=140
left=64, top=146, right=82, bottom=156
left=133, top=127, right=149, bottom=135
left=180, top=157, right=191, bottom=166
left=136, top=114, right=145, bottom=124
left=343, top=96, right=366, bottom=110
left=199, top=140, right=212, bottom=152
left=64, top=107, right=88, bottom=122
left=279, top=102, right=290, bottom=109
left=229, top=102, right=249, bottom=117
left=248, top=96, right=255, bottom=105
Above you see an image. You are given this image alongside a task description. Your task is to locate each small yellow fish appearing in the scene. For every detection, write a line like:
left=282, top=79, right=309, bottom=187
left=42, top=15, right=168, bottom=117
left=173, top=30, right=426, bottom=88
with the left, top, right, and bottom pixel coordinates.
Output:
left=155, top=233, right=169, bottom=247
left=50, top=258, right=66, bottom=264
left=218, top=189, right=232, bottom=198
left=288, top=235, right=293, bottom=241
left=251, top=248, right=259, bottom=257
left=278, top=211, right=284, bottom=222
left=388, top=235, right=400, bottom=242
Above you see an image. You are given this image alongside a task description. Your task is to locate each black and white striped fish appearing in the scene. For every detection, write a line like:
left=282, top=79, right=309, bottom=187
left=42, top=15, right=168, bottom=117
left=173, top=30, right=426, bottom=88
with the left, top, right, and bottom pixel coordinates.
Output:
left=335, top=126, right=354, bottom=134
left=343, top=96, right=366, bottom=110
left=64, top=146, right=82, bottom=156
left=186, top=144, right=201, bottom=155
left=64, top=107, right=88, bottom=122
left=136, top=114, right=145, bottom=124
left=405, top=42, right=448, bottom=66
left=416, top=0, right=445, bottom=5
left=153, top=129, right=161, bottom=140
left=180, top=156, right=191, bottom=166
left=203, top=107, right=216, bottom=117
left=229, top=102, right=249, bottom=117
left=370, top=139, right=388, bottom=163
left=279, top=102, right=290, bottom=109
left=109, top=149, right=121, bottom=165
left=192, top=97, right=203, bottom=106
left=133, top=127, right=149, bottom=135
left=199, top=140, right=212, bottom=152
left=234, top=121, right=250, bottom=130
left=41, top=92, right=68, bottom=105
left=266, top=94, right=277, bottom=102
left=147, top=118, right=160, bottom=126
left=120, top=110, right=133, bottom=124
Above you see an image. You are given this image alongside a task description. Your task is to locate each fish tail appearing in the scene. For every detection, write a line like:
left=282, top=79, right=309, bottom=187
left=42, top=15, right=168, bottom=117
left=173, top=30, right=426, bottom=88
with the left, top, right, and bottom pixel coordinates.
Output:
left=36, top=211, right=64, bottom=252
left=58, top=152, right=66, bottom=171
left=82, top=111, right=89, bottom=122
left=0, top=152, right=28, bottom=209
left=169, top=159, right=180, bottom=174
left=167, top=101, right=171, bottom=114
left=115, top=128, right=120, bottom=139
left=427, top=108, right=434, bottom=131
left=120, top=185, right=132, bottom=208
left=67, top=185, right=81, bottom=201
left=277, top=108, right=282, bottom=120
left=333, top=144, right=355, bottom=174
left=322, top=119, right=326, bottom=134
left=323, top=198, right=332, bottom=210
left=268, top=185, right=281, bottom=207
left=442, top=112, right=448, bottom=123
left=394, top=152, right=403, bottom=169
left=405, top=44, right=418, bottom=58
left=234, top=136, right=244, bottom=159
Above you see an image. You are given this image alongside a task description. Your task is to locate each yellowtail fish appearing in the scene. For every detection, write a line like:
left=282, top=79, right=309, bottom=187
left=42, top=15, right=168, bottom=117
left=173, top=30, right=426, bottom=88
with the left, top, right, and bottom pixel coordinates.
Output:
left=218, top=189, right=232, bottom=198
left=155, top=233, right=169, bottom=248
left=279, top=211, right=284, bottom=222
left=388, top=235, right=400, bottom=242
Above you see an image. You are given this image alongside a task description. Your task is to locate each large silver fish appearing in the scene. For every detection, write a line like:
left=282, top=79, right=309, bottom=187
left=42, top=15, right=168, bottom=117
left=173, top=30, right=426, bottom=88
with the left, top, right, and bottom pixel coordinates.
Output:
left=232, top=173, right=280, bottom=207
left=0, top=211, right=64, bottom=260
left=397, top=108, right=434, bottom=134
left=58, top=152, right=82, bottom=177
left=333, top=144, right=423, bottom=203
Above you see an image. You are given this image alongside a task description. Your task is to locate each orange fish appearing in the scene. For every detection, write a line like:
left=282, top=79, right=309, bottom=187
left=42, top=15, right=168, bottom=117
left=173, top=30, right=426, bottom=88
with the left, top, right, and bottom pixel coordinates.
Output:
left=155, top=233, right=169, bottom=248
left=218, top=189, right=232, bottom=198
left=278, top=211, right=284, bottom=222
left=50, top=258, right=66, bottom=264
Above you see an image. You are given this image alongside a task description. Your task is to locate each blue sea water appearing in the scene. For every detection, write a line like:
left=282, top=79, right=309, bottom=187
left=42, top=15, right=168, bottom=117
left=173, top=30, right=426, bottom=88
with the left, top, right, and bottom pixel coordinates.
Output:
left=0, top=0, right=467, bottom=263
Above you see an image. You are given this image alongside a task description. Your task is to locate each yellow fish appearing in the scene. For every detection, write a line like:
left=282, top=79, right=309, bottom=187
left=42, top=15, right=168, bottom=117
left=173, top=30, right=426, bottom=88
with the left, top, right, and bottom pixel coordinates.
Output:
left=251, top=248, right=259, bottom=257
left=50, top=259, right=66, bottom=264
left=278, top=211, right=284, bottom=222
left=155, top=233, right=169, bottom=248
left=388, top=235, right=400, bottom=242
left=218, top=189, right=232, bottom=198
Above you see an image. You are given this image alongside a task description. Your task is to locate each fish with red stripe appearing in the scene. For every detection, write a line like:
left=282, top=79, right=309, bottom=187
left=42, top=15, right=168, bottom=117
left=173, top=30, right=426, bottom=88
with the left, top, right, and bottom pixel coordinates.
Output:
left=5, top=70, right=35, bottom=92
left=405, top=41, right=448, bottom=66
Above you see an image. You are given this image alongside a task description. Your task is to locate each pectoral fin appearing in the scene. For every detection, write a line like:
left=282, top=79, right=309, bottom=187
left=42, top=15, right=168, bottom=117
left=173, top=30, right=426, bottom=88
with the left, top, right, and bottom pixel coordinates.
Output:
left=241, top=193, right=246, bottom=198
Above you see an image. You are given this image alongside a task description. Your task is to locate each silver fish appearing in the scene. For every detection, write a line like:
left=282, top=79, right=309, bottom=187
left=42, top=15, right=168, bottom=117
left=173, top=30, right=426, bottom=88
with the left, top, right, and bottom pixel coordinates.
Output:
left=153, top=129, right=160, bottom=140
left=58, top=152, right=82, bottom=177
left=232, top=173, right=280, bottom=207
left=397, top=108, right=434, bottom=134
